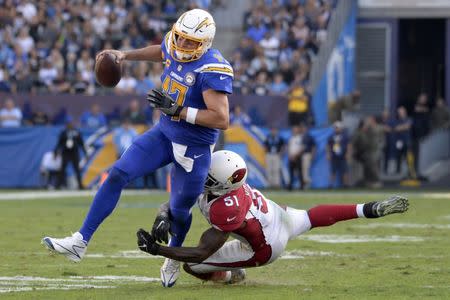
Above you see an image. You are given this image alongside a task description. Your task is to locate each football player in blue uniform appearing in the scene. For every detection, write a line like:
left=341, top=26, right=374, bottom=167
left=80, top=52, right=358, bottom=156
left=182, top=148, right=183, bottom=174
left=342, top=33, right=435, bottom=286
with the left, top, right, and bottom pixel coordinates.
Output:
left=42, top=9, right=233, bottom=287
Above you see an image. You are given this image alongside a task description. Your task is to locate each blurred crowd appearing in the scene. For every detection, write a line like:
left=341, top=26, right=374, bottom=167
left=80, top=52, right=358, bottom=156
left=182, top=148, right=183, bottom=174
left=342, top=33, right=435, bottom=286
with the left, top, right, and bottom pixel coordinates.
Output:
left=261, top=91, right=450, bottom=189
left=0, top=0, right=223, bottom=95
left=231, top=0, right=336, bottom=126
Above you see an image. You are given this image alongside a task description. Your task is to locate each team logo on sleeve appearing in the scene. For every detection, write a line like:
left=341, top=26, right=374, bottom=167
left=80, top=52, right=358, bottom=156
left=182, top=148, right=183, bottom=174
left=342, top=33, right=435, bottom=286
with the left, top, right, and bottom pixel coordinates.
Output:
left=184, top=72, right=196, bottom=86
left=164, top=59, right=171, bottom=68
left=228, top=168, right=247, bottom=184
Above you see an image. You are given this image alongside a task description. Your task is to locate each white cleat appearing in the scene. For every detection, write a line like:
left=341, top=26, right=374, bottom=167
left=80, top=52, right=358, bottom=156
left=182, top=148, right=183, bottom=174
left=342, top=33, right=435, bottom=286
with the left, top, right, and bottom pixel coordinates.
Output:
left=160, top=258, right=180, bottom=287
left=42, top=232, right=87, bottom=263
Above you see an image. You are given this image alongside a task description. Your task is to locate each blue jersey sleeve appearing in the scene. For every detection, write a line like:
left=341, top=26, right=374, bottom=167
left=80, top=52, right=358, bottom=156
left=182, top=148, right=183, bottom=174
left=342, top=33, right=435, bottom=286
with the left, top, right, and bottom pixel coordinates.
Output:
left=201, top=73, right=233, bottom=94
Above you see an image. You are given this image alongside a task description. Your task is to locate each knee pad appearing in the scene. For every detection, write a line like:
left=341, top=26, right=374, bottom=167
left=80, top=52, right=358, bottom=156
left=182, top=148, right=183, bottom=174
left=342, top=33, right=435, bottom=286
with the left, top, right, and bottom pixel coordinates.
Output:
left=107, top=167, right=130, bottom=187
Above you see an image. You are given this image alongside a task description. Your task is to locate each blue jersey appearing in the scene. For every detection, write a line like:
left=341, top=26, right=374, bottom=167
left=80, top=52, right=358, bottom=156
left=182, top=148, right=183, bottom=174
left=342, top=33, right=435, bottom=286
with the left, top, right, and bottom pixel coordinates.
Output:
left=159, top=34, right=233, bottom=146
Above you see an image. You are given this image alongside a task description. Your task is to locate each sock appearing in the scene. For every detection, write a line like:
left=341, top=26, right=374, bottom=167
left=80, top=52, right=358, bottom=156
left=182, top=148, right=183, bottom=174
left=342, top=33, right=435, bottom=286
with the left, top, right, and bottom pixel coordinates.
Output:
left=307, top=204, right=359, bottom=228
left=79, top=168, right=129, bottom=242
left=169, top=211, right=192, bottom=247
left=361, top=201, right=379, bottom=218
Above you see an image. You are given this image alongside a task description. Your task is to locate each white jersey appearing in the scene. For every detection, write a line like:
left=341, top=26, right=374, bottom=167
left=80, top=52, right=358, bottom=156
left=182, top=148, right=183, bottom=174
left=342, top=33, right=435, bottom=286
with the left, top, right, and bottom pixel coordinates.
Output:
left=196, top=184, right=311, bottom=266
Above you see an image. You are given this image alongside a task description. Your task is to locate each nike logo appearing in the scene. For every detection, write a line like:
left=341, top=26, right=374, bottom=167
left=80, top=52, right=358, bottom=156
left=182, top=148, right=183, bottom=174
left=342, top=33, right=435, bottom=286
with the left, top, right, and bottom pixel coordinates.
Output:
left=226, top=216, right=237, bottom=222
left=194, top=154, right=204, bottom=159
left=54, top=242, right=85, bottom=259
left=219, top=75, right=227, bottom=80
left=156, top=220, right=165, bottom=230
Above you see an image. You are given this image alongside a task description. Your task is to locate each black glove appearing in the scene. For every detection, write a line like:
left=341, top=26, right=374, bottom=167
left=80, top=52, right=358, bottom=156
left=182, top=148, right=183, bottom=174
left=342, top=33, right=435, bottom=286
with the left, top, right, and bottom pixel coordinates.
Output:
left=136, top=228, right=160, bottom=255
left=151, top=212, right=171, bottom=244
left=147, top=88, right=183, bottom=117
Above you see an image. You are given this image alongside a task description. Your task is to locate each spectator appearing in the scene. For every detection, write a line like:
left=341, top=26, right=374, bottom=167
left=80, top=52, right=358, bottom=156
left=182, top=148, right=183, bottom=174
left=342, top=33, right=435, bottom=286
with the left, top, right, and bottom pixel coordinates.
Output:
left=54, top=118, right=87, bottom=190
left=230, top=105, right=252, bottom=127
left=134, top=67, right=155, bottom=95
left=31, top=110, right=50, bottom=126
left=259, top=31, right=280, bottom=62
left=327, top=121, right=351, bottom=188
left=38, top=59, right=58, bottom=90
left=431, top=98, right=450, bottom=130
left=72, top=72, right=90, bottom=94
left=264, top=127, right=285, bottom=188
left=411, top=93, right=430, bottom=177
left=287, top=125, right=302, bottom=190
left=269, top=72, right=289, bottom=95
left=15, top=27, right=34, bottom=54
left=393, top=106, right=412, bottom=175
left=0, top=98, right=22, bottom=127
left=122, top=99, right=146, bottom=125
left=115, top=68, right=137, bottom=95
left=40, top=151, right=61, bottom=189
left=76, top=50, right=94, bottom=78
left=50, top=70, right=71, bottom=94
left=113, top=118, right=138, bottom=158
left=301, top=124, right=315, bottom=189
left=246, top=19, right=268, bottom=43
left=287, top=86, right=310, bottom=126
left=252, top=71, right=270, bottom=96
left=352, top=117, right=382, bottom=188
left=381, top=109, right=395, bottom=174
left=80, top=104, right=107, bottom=129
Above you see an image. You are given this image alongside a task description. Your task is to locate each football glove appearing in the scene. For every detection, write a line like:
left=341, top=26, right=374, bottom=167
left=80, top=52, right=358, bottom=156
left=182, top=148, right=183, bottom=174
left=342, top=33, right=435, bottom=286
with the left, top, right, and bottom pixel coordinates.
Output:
left=151, top=212, right=171, bottom=244
left=137, top=228, right=160, bottom=255
left=147, top=88, right=183, bottom=117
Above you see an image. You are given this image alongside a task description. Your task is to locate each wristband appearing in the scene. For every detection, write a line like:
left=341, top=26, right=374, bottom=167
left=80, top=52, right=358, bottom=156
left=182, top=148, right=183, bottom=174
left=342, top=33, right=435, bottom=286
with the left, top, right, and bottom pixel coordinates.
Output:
left=186, top=107, right=198, bottom=124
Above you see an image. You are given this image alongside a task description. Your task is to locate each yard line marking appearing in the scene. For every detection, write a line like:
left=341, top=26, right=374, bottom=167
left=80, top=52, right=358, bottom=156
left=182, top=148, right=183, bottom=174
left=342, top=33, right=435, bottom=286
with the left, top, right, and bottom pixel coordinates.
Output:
left=280, top=250, right=348, bottom=259
left=0, top=275, right=161, bottom=293
left=0, top=190, right=166, bottom=201
left=297, top=234, right=426, bottom=243
left=86, top=250, right=160, bottom=259
left=0, top=275, right=160, bottom=282
left=354, top=223, right=450, bottom=230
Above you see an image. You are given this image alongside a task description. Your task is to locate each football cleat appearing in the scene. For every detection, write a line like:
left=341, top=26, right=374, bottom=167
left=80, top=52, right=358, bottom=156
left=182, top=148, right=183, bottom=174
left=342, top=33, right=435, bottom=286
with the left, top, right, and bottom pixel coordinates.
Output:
left=228, top=268, right=246, bottom=284
left=373, top=195, right=409, bottom=217
left=160, top=258, right=180, bottom=287
left=42, top=232, right=87, bottom=263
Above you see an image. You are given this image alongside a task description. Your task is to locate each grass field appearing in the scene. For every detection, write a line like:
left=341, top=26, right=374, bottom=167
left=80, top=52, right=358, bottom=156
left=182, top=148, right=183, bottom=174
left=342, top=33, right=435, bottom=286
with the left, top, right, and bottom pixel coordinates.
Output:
left=0, top=190, right=449, bottom=299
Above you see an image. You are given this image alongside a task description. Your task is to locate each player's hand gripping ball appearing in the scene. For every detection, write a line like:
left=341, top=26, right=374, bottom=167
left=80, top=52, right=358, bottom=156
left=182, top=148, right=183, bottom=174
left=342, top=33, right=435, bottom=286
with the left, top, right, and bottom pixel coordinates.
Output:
left=95, top=50, right=123, bottom=87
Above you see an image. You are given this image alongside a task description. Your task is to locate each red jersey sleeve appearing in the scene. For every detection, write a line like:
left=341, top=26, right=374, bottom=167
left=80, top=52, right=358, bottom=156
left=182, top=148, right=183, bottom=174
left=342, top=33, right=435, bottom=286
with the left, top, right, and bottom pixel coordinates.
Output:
left=209, top=186, right=252, bottom=232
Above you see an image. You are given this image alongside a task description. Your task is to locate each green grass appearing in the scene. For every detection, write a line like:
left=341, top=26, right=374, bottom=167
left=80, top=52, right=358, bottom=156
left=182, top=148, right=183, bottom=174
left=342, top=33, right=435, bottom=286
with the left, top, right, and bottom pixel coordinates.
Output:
left=0, top=191, right=449, bottom=299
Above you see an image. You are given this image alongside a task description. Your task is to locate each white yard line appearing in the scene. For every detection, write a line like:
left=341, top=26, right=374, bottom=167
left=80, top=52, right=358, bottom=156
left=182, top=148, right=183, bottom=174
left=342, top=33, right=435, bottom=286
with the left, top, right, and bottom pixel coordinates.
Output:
left=0, top=190, right=166, bottom=201
left=0, top=275, right=160, bottom=294
left=297, top=234, right=426, bottom=243
left=354, top=223, right=450, bottom=229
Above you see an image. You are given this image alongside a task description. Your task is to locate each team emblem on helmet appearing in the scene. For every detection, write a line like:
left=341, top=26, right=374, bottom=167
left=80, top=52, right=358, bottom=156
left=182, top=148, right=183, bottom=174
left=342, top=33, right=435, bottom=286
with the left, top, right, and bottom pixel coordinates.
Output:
left=228, top=168, right=247, bottom=184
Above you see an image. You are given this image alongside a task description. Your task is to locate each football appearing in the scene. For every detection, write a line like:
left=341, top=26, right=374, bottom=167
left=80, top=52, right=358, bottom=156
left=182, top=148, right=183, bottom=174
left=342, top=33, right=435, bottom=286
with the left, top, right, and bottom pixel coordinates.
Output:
left=95, top=52, right=122, bottom=87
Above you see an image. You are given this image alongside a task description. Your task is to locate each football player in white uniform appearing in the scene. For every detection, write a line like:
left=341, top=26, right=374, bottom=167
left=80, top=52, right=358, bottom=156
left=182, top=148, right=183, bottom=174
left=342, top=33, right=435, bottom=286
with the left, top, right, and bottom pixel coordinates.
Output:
left=137, top=151, right=409, bottom=284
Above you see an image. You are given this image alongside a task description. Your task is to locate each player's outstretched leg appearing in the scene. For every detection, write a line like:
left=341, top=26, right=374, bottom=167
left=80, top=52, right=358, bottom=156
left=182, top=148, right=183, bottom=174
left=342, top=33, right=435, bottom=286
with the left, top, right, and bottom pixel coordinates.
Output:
left=306, top=195, right=409, bottom=229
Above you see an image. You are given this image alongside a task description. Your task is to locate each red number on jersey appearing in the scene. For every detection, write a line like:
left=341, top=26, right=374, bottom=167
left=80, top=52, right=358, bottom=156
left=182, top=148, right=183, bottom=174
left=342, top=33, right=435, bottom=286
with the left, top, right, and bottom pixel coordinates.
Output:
left=252, top=191, right=268, bottom=213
